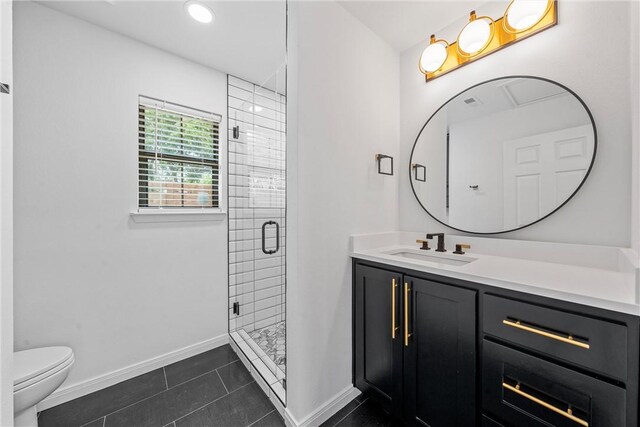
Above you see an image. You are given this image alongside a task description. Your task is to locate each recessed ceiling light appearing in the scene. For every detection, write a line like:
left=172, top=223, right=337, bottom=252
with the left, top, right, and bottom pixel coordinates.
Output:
left=185, top=0, right=214, bottom=24
left=249, top=105, right=263, bottom=113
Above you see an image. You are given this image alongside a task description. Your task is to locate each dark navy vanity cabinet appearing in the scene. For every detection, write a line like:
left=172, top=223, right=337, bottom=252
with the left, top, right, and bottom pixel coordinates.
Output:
left=352, top=259, right=640, bottom=426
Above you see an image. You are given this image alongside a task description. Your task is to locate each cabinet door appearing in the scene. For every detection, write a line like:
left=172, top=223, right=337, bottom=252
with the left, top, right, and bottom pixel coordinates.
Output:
left=354, top=265, right=403, bottom=417
left=403, top=276, right=477, bottom=426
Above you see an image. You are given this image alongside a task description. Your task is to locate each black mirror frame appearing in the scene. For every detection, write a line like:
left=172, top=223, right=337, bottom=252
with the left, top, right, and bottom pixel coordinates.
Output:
left=408, top=75, right=598, bottom=235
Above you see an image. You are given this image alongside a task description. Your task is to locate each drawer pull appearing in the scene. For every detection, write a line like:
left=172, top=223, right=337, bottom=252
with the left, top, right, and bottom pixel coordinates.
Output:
left=503, top=382, right=588, bottom=427
left=404, top=282, right=412, bottom=347
left=392, top=279, right=398, bottom=339
left=502, top=319, right=590, bottom=349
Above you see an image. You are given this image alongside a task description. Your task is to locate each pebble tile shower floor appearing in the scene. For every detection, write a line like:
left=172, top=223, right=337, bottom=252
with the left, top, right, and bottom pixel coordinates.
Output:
left=38, top=345, right=285, bottom=427
left=248, top=321, right=286, bottom=373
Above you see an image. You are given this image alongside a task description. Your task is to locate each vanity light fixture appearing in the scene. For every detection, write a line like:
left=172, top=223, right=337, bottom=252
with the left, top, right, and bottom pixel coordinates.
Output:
left=185, top=0, right=214, bottom=24
left=419, top=35, right=449, bottom=74
left=419, top=0, right=556, bottom=81
left=457, top=11, right=494, bottom=56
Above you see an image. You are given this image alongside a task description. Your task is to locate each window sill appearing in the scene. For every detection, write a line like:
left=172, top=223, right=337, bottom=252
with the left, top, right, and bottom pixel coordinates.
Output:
left=130, top=209, right=227, bottom=223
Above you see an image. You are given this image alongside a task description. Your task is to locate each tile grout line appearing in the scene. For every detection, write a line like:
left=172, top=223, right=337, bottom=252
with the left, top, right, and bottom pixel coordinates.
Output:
left=216, top=368, right=230, bottom=395
left=47, top=349, right=241, bottom=426
left=329, top=398, right=368, bottom=427
left=78, top=415, right=105, bottom=427
left=58, top=368, right=177, bottom=426
left=246, top=409, right=275, bottom=427
left=100, top=364, right=247, bottom=423
left=98, top=386, right=174, bottom=421
left=97, top=361, right=209, bottom=422
left=171, top=380, right=258, bottom=425
left=163, top=367, right=169, bottom=390
left=168, top=357, right=241, bottom=390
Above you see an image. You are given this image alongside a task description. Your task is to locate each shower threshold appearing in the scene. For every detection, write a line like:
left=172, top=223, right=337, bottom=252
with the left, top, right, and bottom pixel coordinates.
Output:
left=230, top=324, right=286, bottom=404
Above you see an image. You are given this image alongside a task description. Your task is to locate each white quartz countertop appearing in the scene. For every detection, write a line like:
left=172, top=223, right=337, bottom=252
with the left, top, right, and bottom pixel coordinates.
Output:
left=350, top=232, right=640, bottom=316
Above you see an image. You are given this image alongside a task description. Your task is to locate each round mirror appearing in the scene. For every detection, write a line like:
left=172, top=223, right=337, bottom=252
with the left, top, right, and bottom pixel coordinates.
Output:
left=410, top=76, right=596, bottom=234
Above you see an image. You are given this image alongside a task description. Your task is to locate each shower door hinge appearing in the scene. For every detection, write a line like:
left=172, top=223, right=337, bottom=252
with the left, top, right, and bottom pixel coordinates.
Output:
left=233, top=302, right=240, bottom=315
left=232, top=126, right=240, bottom=139
left=0, top=82, right=9, bottom=95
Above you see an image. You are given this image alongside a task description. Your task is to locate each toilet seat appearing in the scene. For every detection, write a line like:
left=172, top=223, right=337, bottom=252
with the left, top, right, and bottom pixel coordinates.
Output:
left=14, top=347, right=74, bottom=392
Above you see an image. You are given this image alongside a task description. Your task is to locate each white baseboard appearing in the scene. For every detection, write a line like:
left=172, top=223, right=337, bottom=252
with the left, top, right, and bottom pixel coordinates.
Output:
left=291, top=385, right=361, bottom=427
left=37, top=334, right=229, bottom=411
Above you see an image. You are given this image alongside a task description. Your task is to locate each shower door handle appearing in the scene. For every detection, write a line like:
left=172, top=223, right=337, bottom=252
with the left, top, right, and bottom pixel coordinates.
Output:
left=261, top=221, right=280, bottom=255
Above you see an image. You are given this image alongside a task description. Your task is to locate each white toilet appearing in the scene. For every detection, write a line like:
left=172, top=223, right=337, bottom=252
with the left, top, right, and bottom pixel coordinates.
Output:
left=13, top=347, right=75, bottom=427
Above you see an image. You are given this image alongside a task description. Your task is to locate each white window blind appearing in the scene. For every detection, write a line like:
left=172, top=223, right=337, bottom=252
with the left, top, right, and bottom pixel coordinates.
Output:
left=138, top=96, right=221, bottom=209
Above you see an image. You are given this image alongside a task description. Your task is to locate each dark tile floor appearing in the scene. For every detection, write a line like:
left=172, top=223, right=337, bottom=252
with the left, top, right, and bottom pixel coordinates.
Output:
left=320, top=395, right=402, bottom=427
left=39, top=345, right=285, bottom=427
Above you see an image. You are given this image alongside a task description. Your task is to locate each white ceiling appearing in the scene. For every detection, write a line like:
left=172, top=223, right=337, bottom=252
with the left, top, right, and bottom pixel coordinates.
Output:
left=39, top=0, right=287, bottom=90
left=446, top=78, right=569, bottom=124
left=338, top=1, right=484, bottom=52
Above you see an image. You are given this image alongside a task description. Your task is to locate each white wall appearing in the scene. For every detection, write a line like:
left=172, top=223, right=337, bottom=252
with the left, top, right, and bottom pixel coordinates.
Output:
left=400, top=1, right=635, bottom=246
left=286, top=1, right=400, bottom=422
left=13, top=2, right=228, bottom=394
left=0, top=0, right=13, bottom=423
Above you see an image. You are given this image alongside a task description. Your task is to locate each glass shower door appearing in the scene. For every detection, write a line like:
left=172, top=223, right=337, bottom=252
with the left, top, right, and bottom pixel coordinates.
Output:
left=228, top=72, right=286, bottom=403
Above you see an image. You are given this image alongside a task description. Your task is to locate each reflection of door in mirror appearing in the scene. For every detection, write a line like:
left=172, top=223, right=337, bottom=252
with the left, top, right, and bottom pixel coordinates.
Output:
left=503, top=125, right=594, bottom=229
left=448, top=91, right=593, bottom=231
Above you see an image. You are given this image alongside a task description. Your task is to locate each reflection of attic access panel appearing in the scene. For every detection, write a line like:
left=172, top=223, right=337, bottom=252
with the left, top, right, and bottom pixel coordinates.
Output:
left=500, top=79, right=567, bottom=108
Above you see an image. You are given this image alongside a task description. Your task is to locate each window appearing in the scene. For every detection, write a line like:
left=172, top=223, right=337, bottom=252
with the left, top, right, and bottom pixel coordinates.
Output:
left=138, top=96, right=220, bottom=209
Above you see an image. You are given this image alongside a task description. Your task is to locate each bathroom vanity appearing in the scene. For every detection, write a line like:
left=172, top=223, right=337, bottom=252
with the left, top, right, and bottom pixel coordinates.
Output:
left=351, top=74, right=640, bottom=426
left=351, top=232, right=640, bottom=427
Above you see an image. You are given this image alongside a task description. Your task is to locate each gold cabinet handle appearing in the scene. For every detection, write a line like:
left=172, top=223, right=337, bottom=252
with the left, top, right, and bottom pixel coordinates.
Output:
left=503, top=382, right=588, bottom=427
left=391, top=279, right=398, bottom=339
left=404, top=282, right=411, bottom=346
left=503, top=319, right=590, bottom=350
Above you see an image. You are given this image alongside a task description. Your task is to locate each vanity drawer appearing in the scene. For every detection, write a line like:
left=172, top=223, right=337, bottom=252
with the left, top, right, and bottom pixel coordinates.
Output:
left=483, top=294, right=627, bottom=380
left=483, top=340, right=626, bottom=427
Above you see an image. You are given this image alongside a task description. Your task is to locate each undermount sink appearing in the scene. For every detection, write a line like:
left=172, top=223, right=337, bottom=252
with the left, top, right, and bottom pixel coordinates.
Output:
left=383, top=249, right=477, bottom=266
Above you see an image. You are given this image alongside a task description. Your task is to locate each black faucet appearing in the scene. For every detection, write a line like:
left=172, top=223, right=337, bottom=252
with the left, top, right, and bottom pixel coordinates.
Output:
left=426, top=233, right=446, bottom=252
